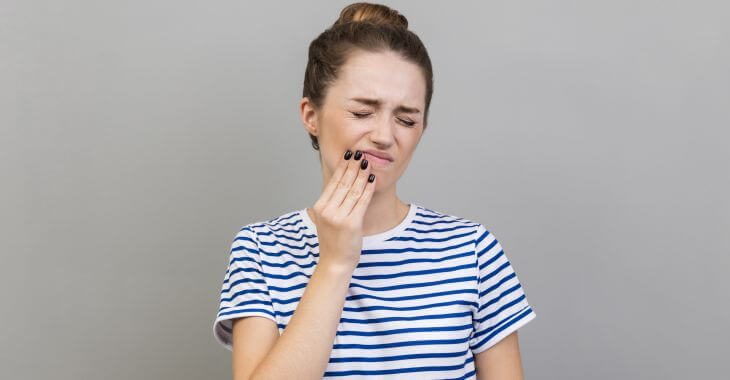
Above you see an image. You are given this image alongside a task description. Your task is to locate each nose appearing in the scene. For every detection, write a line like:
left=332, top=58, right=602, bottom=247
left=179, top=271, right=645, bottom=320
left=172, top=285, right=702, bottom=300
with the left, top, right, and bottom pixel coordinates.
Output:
left=368, top=114, right=396, bottom=147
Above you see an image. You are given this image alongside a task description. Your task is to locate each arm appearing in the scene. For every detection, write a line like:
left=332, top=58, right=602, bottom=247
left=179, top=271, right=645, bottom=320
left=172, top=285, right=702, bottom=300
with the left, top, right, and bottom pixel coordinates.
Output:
left=229, top=147, right=375, bottom=379
left=245, top=261, right=354, bottom=380
left=474, top=331, right=525, bottom=380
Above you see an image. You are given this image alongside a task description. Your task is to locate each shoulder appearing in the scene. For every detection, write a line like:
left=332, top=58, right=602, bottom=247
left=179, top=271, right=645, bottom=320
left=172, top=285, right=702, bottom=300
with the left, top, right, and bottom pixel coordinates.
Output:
left=413, top=204, right=487, bottom=239
left=232, top=208, right=308, bottom=245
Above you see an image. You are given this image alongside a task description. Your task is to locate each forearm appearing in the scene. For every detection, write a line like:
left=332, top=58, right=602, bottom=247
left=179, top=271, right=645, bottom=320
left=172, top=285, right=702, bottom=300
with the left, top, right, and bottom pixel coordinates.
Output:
left=249, top=260, right=354, bottom=380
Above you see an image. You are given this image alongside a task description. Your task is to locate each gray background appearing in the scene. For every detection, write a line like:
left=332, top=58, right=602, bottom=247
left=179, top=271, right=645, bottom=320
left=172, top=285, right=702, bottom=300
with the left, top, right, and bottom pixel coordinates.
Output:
left=2, top=0, right=728, bottom=379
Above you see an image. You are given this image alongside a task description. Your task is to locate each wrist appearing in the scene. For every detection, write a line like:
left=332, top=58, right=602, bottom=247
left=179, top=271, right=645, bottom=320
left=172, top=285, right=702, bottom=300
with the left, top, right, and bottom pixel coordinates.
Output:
left=317, top=259, right=357, bottom=277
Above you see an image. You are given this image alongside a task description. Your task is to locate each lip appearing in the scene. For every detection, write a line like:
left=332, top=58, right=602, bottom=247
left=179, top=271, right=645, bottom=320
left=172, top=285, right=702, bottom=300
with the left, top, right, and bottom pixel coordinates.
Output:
left=362, top=149, right=394, bottom=162
left=363, top=152, right=393, bottom=167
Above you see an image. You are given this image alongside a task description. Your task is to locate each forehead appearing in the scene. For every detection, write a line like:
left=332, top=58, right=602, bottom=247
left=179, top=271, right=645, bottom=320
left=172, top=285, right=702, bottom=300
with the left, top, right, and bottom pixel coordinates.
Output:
left=332, top=50, right=426, bottom=107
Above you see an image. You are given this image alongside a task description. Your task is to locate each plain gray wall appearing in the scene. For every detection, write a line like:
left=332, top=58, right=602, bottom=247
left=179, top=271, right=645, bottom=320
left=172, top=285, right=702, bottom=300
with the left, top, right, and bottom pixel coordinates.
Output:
left=2, top=0, right=728, bottom=379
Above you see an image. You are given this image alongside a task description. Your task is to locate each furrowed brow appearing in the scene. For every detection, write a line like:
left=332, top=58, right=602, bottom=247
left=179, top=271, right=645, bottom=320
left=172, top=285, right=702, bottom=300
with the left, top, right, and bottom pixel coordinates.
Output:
left=349, top=97, right=421, bottom=114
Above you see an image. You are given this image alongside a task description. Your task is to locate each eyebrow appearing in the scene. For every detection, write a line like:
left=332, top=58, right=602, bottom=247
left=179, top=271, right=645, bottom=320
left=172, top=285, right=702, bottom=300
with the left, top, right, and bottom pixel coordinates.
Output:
left=348, top=97, right=421, bottom=114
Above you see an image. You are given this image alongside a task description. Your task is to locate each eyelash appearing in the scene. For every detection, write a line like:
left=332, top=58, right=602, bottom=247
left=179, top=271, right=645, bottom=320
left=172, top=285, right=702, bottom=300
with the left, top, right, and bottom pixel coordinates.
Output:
left=351, top=112, right=416, bottom=127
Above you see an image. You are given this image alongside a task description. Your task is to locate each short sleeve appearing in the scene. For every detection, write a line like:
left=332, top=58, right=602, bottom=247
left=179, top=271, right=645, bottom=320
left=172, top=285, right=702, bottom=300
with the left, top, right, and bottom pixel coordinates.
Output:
left=212, top=226, right=277, bottom=351
left=469, top=224, right=536, bottom=355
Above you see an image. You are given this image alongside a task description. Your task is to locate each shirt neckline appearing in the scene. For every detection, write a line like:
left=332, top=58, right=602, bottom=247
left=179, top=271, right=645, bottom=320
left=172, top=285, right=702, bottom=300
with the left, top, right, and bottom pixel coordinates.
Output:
left=298, top=203, right=418, bottom=248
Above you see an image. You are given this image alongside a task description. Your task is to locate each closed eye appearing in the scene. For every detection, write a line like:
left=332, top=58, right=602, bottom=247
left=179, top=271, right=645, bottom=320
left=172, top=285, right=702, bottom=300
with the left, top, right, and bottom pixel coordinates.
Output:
left=399, top=118, right=416, bottom=127
left=350, top=112, right=416, bottom=127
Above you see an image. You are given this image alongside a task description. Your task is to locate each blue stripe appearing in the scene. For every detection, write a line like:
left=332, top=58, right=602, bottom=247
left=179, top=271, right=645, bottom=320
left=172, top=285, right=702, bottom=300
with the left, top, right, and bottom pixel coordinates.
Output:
left=333, top=336, right=471, bottom=349
left=339, top=311, right=472, bottom=324
left=324, top=355, right=474, bottom=377
left=348, top=275, right=476, bottom=293
left=476, top=294, right=527, bottom=324
left=356, top=250, right=474, bottom=268
left=269, top=290, right=478, bottom=312
left=404, top=224, right=477, bottom=235
left=221, top=276, right=267, bottom=293
left=256, top=229, right=317, bottom=242
left=335, top=323, right=473, bottom=337
left=217, top=307, right=275, bottom=318
left=218, top=298, right=271, bottom=312
left=329, top=348, right=469, bottom=362
left=471, top=306, right=534, bottom=351
left=387, top=229, right=474, bottom=242
left=219, top=287, right=270, bottom=303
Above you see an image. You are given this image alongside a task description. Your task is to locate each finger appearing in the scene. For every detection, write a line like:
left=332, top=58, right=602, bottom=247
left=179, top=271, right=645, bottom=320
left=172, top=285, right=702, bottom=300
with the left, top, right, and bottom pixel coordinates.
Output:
left=338, top=157, right=372, bottom=218
left=326, top=152, right=364, bottom=213
left=315, top=149, right=352, bottom=209
left=350, top=172, right=375, bottom=220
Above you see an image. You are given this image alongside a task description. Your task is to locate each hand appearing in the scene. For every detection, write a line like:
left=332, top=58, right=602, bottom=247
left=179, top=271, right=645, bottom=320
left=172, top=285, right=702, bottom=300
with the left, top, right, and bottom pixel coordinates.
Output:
left=308, top=149, right=376, bottom=271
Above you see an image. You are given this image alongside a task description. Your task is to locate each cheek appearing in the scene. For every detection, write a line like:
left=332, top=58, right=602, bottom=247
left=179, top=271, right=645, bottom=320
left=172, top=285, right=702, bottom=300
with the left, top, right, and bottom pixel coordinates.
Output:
left=325, top=116, right=358, bottom=138
left=340, top=119, right=366, bottom=135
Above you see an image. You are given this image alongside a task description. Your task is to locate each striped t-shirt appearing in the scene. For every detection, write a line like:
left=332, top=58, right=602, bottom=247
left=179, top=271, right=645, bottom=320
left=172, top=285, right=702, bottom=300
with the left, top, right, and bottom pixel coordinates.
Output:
left=213, top=203, right=537, bottom=379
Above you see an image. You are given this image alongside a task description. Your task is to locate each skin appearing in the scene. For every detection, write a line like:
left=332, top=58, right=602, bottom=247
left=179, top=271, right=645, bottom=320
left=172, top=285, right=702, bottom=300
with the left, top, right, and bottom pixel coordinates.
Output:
left=300, top=49, right=423, bottom=236
left=475, top=331, right=526, bottom=380
left=299, top=49, right=526, bottom=379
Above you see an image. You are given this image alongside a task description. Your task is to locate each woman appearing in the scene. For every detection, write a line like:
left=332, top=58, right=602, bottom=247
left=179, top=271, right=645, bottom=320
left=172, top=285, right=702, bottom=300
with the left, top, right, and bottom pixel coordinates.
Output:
left=213, top=3, right=537, bottom=379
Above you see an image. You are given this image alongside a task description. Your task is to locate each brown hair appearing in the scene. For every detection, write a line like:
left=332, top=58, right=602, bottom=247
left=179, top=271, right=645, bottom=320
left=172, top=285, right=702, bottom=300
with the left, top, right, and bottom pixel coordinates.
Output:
left=303, top=2, right=434, bottom=151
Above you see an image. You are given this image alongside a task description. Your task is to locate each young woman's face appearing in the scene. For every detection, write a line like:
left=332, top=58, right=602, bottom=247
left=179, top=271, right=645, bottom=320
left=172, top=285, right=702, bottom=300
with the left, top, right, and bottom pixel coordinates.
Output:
left=307, top=49, right=426, bottom=192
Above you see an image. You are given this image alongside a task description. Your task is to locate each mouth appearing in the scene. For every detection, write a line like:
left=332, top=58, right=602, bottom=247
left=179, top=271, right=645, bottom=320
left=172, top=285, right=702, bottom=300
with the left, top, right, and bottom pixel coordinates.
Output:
left=363, top=152, right=393, bottom=167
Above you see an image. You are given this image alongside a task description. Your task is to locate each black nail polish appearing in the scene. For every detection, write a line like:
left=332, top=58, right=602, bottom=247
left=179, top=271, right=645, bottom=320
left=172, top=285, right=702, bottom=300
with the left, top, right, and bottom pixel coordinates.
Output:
left=360, top=159, right=368, bottom=169
left=344, top=150, right=352, bottom=160
left=368, top=174, right=375, bottom=182
left=354, top=150, right=362, bottom=160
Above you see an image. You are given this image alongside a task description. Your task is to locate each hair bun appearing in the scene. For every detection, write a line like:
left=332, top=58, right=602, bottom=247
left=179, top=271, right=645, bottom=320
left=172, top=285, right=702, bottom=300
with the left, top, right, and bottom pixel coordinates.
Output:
left=333, top=2, right=409, bottom=29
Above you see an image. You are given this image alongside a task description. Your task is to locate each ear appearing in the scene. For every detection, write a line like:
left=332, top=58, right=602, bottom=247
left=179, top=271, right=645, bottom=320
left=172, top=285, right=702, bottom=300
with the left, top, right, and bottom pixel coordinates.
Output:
left=300, top=97, right=318, bottom=136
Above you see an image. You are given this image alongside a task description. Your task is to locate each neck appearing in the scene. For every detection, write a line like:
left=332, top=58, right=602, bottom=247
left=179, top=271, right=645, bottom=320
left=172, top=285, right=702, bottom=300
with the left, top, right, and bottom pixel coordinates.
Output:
left=360, top=189, right=409, bottom=237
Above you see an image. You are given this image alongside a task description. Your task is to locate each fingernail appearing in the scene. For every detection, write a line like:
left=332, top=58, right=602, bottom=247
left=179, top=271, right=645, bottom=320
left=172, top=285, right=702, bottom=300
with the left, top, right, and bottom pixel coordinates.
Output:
left=344, top=150, right=352, bottom=160
left=354, top=150, right=362, bottom=160
left=360, top=159, right=368, bottom=169
left=368, top=174, right=375, bottom=182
